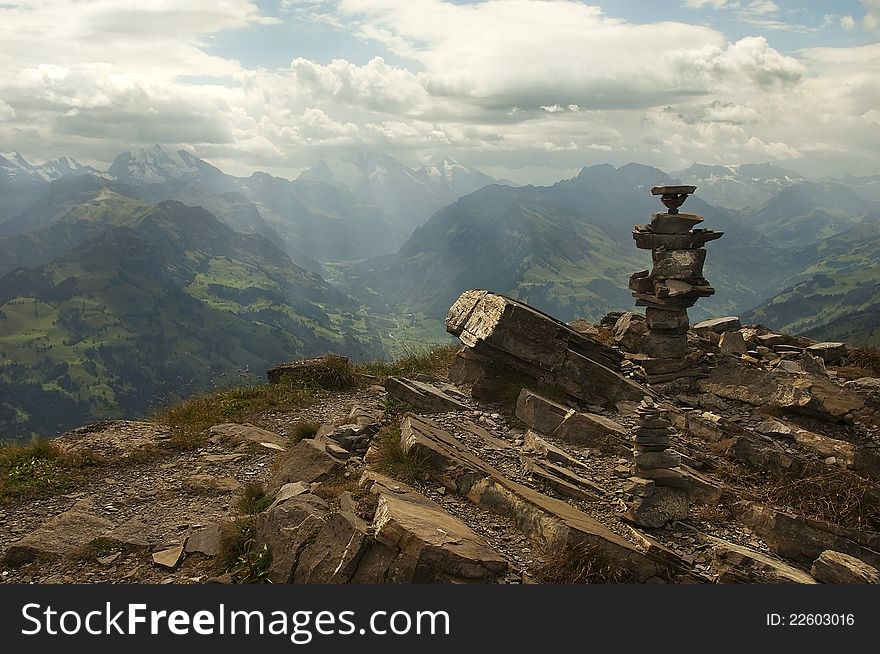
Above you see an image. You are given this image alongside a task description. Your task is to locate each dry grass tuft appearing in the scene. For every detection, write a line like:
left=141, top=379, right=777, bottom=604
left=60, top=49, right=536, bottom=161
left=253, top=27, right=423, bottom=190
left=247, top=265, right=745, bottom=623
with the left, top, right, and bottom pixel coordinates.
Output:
left=290, top=421, right=320, bottom=444
left=217, top=517, right=272, bottom=583
left=532, top=541, right=637, bottom=584
left=354, top=344, right=458, bottom=383
left=370, top=425, right=431, bottom=484
left=237, top=481, right=274, bottom=515
left=847, top=346, right=880, bottom=377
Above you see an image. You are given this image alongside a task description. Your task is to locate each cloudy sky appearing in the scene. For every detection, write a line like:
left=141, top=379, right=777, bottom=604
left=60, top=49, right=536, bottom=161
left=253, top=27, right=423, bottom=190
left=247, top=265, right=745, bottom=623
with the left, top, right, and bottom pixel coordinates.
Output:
left=1, top=0, right=878, bottom=183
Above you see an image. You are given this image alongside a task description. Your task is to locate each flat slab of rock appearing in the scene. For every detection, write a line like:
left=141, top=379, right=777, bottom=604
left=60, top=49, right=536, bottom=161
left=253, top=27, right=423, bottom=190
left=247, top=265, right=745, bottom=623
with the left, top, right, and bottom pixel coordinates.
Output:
left=152, top=545, right=184, bottom=569
left=385, top=376, right=469, bottom=412
left=368, top=474, right=508, bottom=582
left=446, top=290, right=647, bottom=407
left=4, top=498, right=115, bottom=563
left=811, top=550, right=880, bottom=584
left=708, top=537, right=815, bottom=584
left=805, top=342, right=847, bottom=364
left=515, top=389, right=570, bottom=433
left=209, top=423, right=287, bottom=448
left=692, top=316, right=741, bottom=334
left=185, top=524, right=224, bottom=557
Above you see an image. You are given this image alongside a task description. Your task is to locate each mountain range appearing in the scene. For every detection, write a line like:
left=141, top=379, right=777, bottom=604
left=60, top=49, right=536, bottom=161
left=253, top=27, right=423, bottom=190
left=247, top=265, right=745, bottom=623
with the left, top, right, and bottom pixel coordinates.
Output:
left=1, top=145, right=878, bottom=440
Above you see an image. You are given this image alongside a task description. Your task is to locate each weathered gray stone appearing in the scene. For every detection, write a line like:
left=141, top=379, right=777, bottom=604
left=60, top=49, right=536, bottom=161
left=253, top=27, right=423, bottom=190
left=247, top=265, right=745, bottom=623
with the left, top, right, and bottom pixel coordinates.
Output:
left=612, top=312, right=648, bottom=352
left=152, top=546, right=184, bottom=569
left=799, top=351, right=827, bottom=375
left=268, top=439, right=344, bottom=493
left=811, top=550, right=880, bottom=584
left=185, top=524, right=224, bottom=557
left=692, top=316, right=741, bottom=334
left=624, top=486, right=689, bottom=529
left=644, top=307, right=689, bottom=332
left=649, top=211, right=704, bottom=234
left=633, top=450, right=681, bottom=469
left=709, top=537, right=815, bottom=584
left=651, top=248, right=706, bottom=279
left=515, top=389, right=569, bottom=434
left=253, top=493, right=330, bottom=583
left=641, top=332, right=688, bottom=358
left=805, top=342, right=847, bottom=364
left=3, top=498, right=115, bottom=564
left=697, top=363, right=863, bottom=423
left=293, top=511, right=372, bottom=584
left=208, top=423, right=287, bottom=448
left=385, top=376, right=470, bottom=412
left=445, top=290, right=647, bottom=407
left=552, top=410, right=630, bottom=455
left=719, top=330, right=748, bottom=356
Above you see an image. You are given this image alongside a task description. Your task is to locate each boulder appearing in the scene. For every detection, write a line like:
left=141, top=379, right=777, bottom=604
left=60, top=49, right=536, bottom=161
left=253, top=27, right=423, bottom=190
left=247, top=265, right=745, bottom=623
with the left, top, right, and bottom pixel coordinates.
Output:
left=293, top=511, right=374, bottom=583
left=612, top=312, right=648, bottom=352
left=718, top=331, right=748, bottom=356
left=268, top=439, right=344, bottom=493
left=624, top=484, right=689, bottom=529
left=811, top=550, right=880, bottom=584
left=253, top=493, right=331, bottom=583
left=445, top=289, right=648, bottom=407
left=368, top=477, right=508, bottom=582
left=515, top=389, right=570, bottom=433
left=553, top=411, right=630, bottom=455
left=3, top=498, right=115, bottom=564
left=844, top=377, right=880, bottom=402
left=799, top=351, right=827, bottom=376
left=384, top=376, right=470, bottom=412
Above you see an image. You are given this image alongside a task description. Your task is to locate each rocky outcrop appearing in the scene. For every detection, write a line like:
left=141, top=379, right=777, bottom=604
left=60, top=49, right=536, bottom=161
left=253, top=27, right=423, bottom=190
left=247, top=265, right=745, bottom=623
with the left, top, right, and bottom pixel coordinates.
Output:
left=445, top=289, right=647, bottom=407
left=384, top=376, right=470, bottom=412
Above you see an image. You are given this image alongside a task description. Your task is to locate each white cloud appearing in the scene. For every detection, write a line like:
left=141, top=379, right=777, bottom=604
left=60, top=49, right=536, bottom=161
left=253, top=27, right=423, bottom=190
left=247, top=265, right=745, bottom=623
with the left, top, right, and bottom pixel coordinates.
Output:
left=865, top=0, right=880, bottom=32
left=841, top=15, right=857, bottom=30
left=0, top=0, right=877, bottom=182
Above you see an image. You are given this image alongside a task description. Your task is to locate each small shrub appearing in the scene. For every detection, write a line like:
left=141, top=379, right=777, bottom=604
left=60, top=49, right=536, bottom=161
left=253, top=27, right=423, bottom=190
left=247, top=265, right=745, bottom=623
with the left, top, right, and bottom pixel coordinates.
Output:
left=370, top=425, right=430, bottom=484
left=237, top=482, right=273, bottom=515
left=291, top=421, right=320, bottom=443
left=532, top=541, right=637, bottom=584
left=217, top=518, right=272, bottom=583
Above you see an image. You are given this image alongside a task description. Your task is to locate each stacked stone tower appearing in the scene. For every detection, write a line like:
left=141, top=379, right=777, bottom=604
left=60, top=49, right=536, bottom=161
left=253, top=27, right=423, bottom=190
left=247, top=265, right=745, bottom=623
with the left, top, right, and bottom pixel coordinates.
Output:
left=629, top=186, right=723, bottom=383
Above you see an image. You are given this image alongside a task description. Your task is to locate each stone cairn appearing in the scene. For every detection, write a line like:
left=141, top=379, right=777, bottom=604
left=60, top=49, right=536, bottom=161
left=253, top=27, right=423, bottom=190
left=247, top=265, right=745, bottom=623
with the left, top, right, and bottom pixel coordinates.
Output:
left=628, top=185, right=723, bottom=383
left=624, top=395, right=689, bottom=528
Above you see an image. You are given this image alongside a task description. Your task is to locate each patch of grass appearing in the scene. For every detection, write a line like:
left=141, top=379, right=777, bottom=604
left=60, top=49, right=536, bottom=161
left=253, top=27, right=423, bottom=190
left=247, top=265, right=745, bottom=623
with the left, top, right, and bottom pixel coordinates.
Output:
left=532, top=541, right=637, bottom=584
left=354, top=344, right=458, bottom=383
left=70, top=537, right=140, bottom=563
left=0, top=439, right=71, bottom=503
left=291, top=421, right=320, bottom=444
left=237, top=482, right=274, bottom=515
left=275, top=355, right=359, bottom=391
left=217, top=517, right=272, bottom=583
left=383, top=395, right=415, bottom=416
left=735, top=462, right=880, bottom=532
left=845, top=346, right=880, bottom=377
left=311, top=471, right=359, bottom=502
left=152, top=382, right=314, bottom=450
left=370, top=425, right=431, bottom=485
